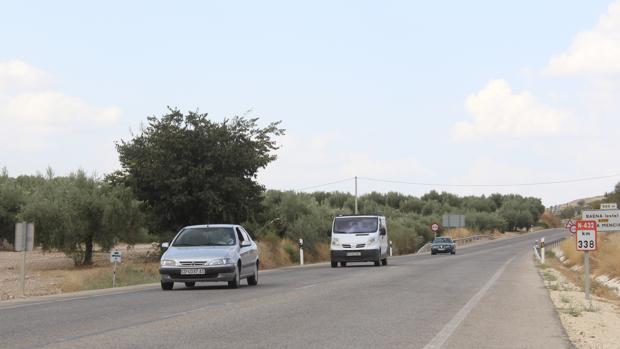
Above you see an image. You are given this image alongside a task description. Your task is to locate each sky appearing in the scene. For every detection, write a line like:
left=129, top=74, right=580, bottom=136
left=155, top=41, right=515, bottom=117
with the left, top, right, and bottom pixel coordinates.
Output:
left=1, top=0, right=620, bottom=206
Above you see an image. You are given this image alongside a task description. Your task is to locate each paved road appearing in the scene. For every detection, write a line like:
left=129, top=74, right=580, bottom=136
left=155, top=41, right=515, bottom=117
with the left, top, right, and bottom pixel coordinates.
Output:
left=0, top=229, right=571, bottom=349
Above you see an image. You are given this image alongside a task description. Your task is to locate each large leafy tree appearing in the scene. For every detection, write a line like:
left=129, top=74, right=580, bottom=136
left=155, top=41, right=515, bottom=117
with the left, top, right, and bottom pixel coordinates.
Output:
left=113, top=108, right=284, bottom=240
left=21, top=171, right=145, bottom=265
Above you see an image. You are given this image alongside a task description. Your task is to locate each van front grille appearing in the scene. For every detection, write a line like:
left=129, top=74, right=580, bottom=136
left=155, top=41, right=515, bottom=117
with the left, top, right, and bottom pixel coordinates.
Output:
left=356, top=244, right=366, bottom=248
left=342, top=244, right=351, bottom=248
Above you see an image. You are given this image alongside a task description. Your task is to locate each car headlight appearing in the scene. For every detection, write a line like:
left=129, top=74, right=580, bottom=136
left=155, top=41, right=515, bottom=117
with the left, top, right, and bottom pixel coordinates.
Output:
left=331, top=238, right=340, bottom=247
left=367, top=237, right=377, bottom=246
left=208, top=258, right=232, bottom=266
left=160, top=259, right=176, bottom=267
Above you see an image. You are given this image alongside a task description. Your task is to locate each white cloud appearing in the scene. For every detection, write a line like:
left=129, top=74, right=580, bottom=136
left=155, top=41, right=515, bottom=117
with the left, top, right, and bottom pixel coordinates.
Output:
left=547, top=0, right=620, bottom=76
left=452, top=79, right=568, bottom=141
left=0, top=60, right=50, bottom=92
left=0, top=60, right=121, bottom=151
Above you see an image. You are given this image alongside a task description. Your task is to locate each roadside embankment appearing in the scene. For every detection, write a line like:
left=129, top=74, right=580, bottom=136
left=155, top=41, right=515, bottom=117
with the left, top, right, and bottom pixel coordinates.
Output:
left=537, top=234, right=620, bottom=348
left=538, top=260, right=620, bottom=349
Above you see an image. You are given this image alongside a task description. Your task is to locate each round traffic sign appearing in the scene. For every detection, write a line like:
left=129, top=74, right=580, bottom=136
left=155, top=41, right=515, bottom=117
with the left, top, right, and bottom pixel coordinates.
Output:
left=431, top=223, right=440, bottom=232
left=569, top=225, right=577, bottom=234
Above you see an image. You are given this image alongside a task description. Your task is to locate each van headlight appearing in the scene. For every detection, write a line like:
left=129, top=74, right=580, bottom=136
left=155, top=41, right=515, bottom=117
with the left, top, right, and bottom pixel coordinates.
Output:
left=331, top=238, right=340, bottom=247
left=208, top=258, right=232, bottom=266
left=160, top=259, right=176, bottom=267
left=367, top=237, right=377, bottom=246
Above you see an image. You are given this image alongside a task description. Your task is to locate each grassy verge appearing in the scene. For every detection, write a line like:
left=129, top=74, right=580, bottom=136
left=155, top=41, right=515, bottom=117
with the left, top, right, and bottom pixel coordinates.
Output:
left=539, top=252, right=620, bottom=301
left=51, top=262, right=160, bottom=293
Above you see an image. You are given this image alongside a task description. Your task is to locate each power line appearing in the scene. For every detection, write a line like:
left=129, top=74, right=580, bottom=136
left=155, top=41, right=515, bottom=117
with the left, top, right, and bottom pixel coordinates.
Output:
left=296, top=177, right=354, bottom=191
left=358, top=173, right=620, bottom=188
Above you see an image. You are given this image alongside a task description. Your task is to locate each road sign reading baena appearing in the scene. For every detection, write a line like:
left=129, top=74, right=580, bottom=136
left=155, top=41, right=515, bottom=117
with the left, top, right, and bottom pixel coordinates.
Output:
left=576, top=220, right=597, bottom=251
left=582, top=209, right=620, bottom=232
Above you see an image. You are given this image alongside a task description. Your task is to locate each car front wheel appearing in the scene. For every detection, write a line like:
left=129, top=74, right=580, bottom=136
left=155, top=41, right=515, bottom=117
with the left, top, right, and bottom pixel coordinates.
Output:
left=161, top=281, right=173, bottom=290
left=247, top=261, right=258, bottom=286
left=228, top=264, right=241, bottom=289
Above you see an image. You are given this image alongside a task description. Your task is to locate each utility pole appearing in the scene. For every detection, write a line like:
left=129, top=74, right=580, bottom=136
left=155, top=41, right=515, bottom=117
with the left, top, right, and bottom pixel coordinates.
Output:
left=354, top=176, right=358, bottom=214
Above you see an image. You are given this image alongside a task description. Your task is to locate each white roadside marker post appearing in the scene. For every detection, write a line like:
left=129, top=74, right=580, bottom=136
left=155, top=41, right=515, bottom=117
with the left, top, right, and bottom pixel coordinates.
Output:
left=540, top=237, right=545, bottom=264
left=298, top=239, right=304, bottom=266
left=389, top=240, right=393, bottom=257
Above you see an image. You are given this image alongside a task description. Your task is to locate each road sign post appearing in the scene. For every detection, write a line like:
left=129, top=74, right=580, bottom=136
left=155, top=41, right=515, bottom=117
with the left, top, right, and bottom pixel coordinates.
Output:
left=15, top=222, right=34, bottom=297
left=110, top=251, right=122, bottom=288
left=576, top=220, right=597, bottom=300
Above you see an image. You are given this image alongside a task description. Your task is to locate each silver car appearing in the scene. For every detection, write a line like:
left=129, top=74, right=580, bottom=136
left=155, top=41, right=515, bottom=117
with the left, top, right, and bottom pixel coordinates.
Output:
left=159, top=224, right=259, bottom=290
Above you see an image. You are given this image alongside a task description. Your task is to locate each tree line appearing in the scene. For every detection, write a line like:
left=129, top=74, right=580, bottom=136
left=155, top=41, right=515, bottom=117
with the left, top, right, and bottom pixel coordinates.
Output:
left=0, top=109, right=549, bottom=263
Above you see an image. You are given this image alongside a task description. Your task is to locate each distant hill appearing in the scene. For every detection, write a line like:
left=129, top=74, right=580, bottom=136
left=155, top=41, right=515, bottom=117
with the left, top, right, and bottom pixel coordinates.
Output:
left=549, top=195, right=605, bottom=214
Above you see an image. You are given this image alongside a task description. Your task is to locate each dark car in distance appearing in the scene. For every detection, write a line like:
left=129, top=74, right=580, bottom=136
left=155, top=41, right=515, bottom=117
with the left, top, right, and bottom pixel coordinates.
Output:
left=431, top=237, right=456, bottom=255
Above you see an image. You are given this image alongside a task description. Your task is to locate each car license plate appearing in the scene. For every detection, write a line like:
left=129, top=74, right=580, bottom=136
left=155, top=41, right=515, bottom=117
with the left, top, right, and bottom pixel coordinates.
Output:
left=180, top=269, right=206, bottom=275
left=347, top=252, right=361, bottom=256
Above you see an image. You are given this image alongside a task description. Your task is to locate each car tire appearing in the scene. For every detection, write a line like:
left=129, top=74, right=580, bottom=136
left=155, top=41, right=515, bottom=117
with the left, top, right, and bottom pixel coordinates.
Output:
left=247, top=262, right=258, bottom=286
left=228, top=264, right=241, bottom=289
left=431, top=251, right=436, bottom=255
left=340, top=262, right=347, bottom=267
left=184, top=282, right=195, bottom=288
left=331, top=261, right=338, bottom=268
left=161, top=281, right=173, bottom=290
left=381, top=258, right=388, bottom=266
left=451, top=250, right=456, bottom=255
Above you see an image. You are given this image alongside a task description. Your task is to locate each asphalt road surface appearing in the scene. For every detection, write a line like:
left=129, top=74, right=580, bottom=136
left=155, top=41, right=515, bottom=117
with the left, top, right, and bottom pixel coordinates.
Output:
left=0, top=229, right=571, bottom=349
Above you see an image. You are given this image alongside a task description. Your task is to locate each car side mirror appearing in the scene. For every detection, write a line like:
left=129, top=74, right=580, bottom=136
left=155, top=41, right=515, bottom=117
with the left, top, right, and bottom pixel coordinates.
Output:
left=241, top=241, right=252, bottom=248
left=161, top=242, right=169, bottom=249
left=380, top=228, right=387, bottom=236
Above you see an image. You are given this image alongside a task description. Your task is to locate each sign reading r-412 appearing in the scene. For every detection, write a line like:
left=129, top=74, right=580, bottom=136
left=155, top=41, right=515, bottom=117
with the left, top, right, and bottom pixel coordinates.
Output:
left=576, top=220, right=597, bottom=251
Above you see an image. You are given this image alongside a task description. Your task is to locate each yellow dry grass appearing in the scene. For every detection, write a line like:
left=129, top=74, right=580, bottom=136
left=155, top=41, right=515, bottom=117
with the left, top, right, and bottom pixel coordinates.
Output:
left=559, top=233, right=620, bottom=279
left=257, top=238, right=331, bottom=269
left=445, top=228, right=485, bottom=239
left=445, top=228, right=469, bottom=239
left=45, top=261, right=160, bottom=293
left=540, top=211, right=562, bottom=228
left=257, top=239, right=294, bottom=269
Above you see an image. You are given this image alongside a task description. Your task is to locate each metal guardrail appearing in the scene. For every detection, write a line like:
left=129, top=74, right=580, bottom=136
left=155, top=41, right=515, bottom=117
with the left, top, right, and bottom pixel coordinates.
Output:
left=416, top=234, right=494, bottom=255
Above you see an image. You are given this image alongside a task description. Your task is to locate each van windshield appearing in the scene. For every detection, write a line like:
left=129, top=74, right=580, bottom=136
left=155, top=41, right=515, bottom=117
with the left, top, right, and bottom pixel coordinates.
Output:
left=333, top=217, right=379, bottom=234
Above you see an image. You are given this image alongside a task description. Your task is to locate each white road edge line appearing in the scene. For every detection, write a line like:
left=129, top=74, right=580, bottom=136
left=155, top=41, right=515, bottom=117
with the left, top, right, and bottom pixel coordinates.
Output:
left=422, top=255, right=517, bottom=349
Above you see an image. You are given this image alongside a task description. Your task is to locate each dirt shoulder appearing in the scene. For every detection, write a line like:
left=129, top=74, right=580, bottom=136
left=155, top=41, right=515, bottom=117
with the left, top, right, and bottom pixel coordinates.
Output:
left=0, top=244, right=157, bottom=300
left=538, top=257, right=620, bottom=348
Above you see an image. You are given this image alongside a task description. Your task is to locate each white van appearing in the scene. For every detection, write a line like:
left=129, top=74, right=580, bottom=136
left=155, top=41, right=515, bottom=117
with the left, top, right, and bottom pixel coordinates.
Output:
left=330, top=214, right=388, bottom=267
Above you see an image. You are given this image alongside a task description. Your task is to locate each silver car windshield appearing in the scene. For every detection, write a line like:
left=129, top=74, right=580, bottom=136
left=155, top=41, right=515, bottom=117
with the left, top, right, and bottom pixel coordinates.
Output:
left=433, top=238, right=452, bottom=243
left=172, top=227, right=236, bottom=247
left=333, top=217, right=378, bottom=234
